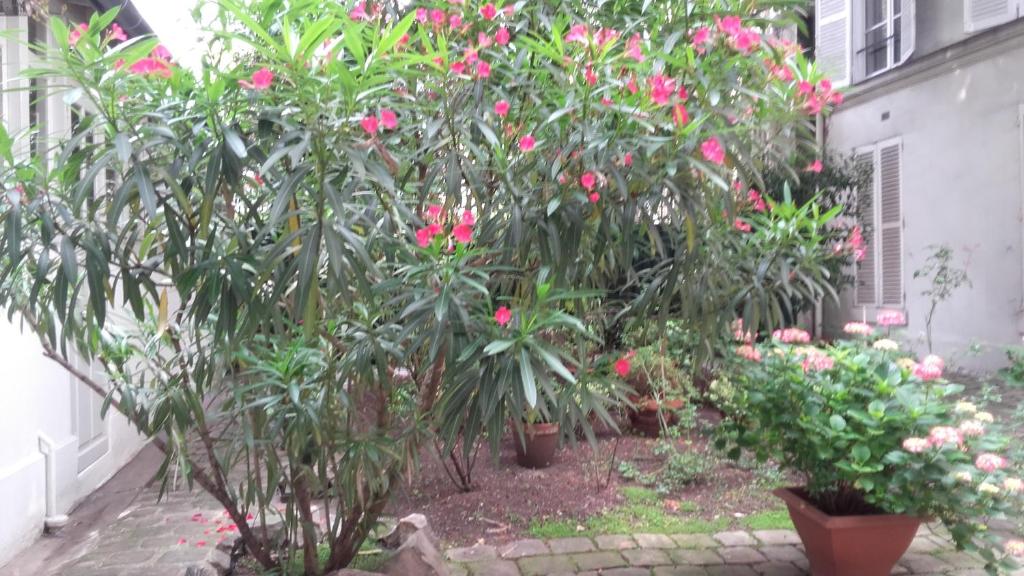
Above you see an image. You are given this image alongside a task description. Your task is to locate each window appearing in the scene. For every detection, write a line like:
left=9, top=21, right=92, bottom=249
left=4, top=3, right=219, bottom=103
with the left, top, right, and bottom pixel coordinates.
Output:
left=965, top=0, right=1023, bottom=33
left=814, top=0, right=915, bottom=88
left=863, top=0, right=904, bottom=76
left=854, top=139, right=904, bottom=308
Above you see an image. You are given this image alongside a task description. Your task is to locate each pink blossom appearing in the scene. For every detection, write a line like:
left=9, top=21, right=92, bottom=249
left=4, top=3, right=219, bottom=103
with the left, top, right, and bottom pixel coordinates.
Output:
left=495, top=27, right=511, bottom=45
left=580, top=172, right=596, bottom=191
left=239, top=67, right=274, bottom=90
left=476, top=60, right=491, bottom=78
left=801, top=350, right=834, bottom=372
left=452, top=223, right=473, bottom=244
left=959, top=420, right=986, bottom=438
left=427, top=205, right=443, bottom=221
left=648, top=74, right=676, bottom=106
left=625, top=33, right=644, bottom=61
left=349, top=1, right=370, bottom=21
left=672, top=103, right=689, bottom=127
left=416, top=8, right=428, bottom=23
left=732, top=29, right=760, bottom=53
left=1005, top=540, right=1024, bottom=558
left=494, top=306, right=512, bottom=326
left=677, top=85, right=688, bottom=101
left=461, top=210, right=475, bottom=226
left=747, top=189, right=766, bottom=212
left=477, top=32, right=493, bottom=48
left=902, top=437, right=930, bottom=453
left=797, top=81, right=814, bottom=96
left=843, top=322, right=873, bottom=336
left=479, top=3, right=497, bottom=20
left=913, top=361, right=943, bottom=381
left=107, top=23, right=127, bottom=42
left=819, top=79, right=833, bottom=92
left=416, top=227, right=434, bottom=247
left=701, top=137, right=725, bottom=165
left=691, top=27, right=711, bottom=51
left=830, top=91, right=845, bottom=106
left=623, top=152, right=633, bottom=167
left=929, top=426, right=963, bottom=448
left=772, top=327, right=811, bottom=344
left=614, top=355, right=632, bottom=377
left=594, top=28, right=619, bottom=48
left=716, top=15, right=742, bottom=36
left=736, top=344, right=761, bottom=362
left=975, top=453, right=1008, bottom=473
left=494, top=100, right=510, bottom=117
left=463, top=49, right=479, bottom=65
left=600, top=96, right=614, bottom=106
left=431, top=9, right=446, bottom=24
left=518, top=134, right=536, bottom=152
left=733, top=218, right=751, bottom=232
left=584, top=65, right=597, bottom=86
left=804, top=95, right=823, bottom=115
left=128, top=58, right=172, bottom=78
left=68, top=23, right=88, bottom=46
left=805, top=159, right=823, bottom=173
left=922, top=354, right=945, bottom=371
left=876, top=309, right=906, bottom=327
left=588, top=192, right=600, bottom=204
left=152, top=44, right=173, bottom=60
left=565, top=24, right=589, bottom=44
left=449, top=13, right=462, bottom=28
left=732, top=319, right=754, bottom=343
left=360, top=115, right=379, bottom=135
left=625, top=76, right=639, bottom=94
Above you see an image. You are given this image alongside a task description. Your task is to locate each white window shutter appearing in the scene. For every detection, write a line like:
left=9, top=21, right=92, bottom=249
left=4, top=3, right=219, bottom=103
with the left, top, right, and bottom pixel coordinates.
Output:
left=816, top=0, right=851, bottom=88
left=878, top=141, right=903, bottom=306
left=854, top=150, right=876, bottom=306
left=901, top=0, right=916, bottom=62
left=965, top=0, right=1017, bottom=32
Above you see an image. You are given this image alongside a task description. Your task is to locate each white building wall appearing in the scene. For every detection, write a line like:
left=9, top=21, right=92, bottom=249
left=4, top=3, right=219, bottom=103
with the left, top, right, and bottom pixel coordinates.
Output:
left=823, top=34, right=1024, bottom=370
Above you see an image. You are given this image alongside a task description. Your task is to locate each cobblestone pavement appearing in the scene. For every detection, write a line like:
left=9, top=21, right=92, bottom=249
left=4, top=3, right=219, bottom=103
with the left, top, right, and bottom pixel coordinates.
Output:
left=445, top=525, right=1020, bottom=576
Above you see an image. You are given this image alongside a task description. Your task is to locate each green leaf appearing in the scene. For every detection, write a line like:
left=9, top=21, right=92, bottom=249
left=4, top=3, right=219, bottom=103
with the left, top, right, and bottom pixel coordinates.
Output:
left=829, top=414, right=847, bottom=431
left=519, top=348, right=537, bottom=408
left=483, top=340, right=515, bottom=356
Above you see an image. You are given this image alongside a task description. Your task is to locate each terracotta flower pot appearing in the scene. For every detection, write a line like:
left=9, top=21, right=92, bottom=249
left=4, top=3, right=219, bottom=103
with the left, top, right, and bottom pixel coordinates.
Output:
left=627, top=396, right=682, bottom=437
left=774, top=487, right=923, bottom=576
left=513, top=422, right=560, bottom=469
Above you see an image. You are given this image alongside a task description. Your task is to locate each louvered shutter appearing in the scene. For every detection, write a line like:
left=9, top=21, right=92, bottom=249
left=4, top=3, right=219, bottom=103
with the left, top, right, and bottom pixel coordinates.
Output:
left=816, top=0, right=851, bottom=88
left=965, top=0, right=1018, bottom=32
left=878, top=142, right=903, bottom=306
left=854, top=150, right=876, bottom=306
left=901, top=0, right=916, bottom=62
left=1, top=16, right=30, bottom=159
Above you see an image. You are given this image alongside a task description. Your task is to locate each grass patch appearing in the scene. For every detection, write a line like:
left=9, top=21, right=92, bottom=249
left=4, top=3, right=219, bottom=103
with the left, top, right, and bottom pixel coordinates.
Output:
left=253, top=541, right=388, bottom=575
left=528, top=486, right=728, bottom=538
left=740, top=508, right=794, bottom=531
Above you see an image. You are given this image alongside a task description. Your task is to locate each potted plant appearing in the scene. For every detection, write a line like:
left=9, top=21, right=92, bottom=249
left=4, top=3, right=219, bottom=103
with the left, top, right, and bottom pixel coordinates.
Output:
left=718, top=328, right=1024, bottom=575
left=618, top=346, right=693, bottom=437
left=513, top=408, right=561, bottom=468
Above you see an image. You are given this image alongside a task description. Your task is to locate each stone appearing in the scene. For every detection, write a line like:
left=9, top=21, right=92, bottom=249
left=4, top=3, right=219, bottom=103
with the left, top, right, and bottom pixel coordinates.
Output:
left=571, top=551, right=628, bottom=570
left=595, top=534, right=638, bottom=550
left=672, top=533, right=718, bottom=549
left=634, top=533, right=678, bottom=548
left=380, top=513, right=438, bottom=550
left=718, top=547, right=767, bottom=565
left=383, top=531, right=450, bottom=576
left=714, top=531, right=758, bottom=547
left=466, top=560, right=520, bottom=576
left=757, top=546, right=805, bottom=564
left=751, top=530, right=801, bottom=546
left=653, top=567, right=712, bottom=576
left=670, top=548, right=725, bottom=565
left=517, top=554, right=576, bottom=576
left=547, top=536, right=594, bottom=553
left=936, top=551, right=985, bottom=569
left=447, top=565, right=469, bottom=576
left=908, top=536, right=943, bottom=553
left=446, top=545, right=497, bottom=563
left=750, top=562, right=804, bottom=576
left=622, top=548, right=672, bottom=566
left=592, top=569, right=652, bottom=576
left=499, top=539, right=549, bottom=559
left=705, top=566, right=759, bottom=576
left=325, top=571, right=384, bottom=576
left=899, top=553, right=951, bottom=573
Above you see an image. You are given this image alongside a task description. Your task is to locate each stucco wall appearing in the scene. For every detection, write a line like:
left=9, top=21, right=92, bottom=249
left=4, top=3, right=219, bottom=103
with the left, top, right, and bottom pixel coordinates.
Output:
left=823, top=37, right=1024, bottom=371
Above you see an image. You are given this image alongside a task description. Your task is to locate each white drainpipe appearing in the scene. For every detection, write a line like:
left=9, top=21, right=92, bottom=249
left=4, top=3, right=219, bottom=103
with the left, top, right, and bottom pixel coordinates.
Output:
left=37, top=434, right=69, bottom=532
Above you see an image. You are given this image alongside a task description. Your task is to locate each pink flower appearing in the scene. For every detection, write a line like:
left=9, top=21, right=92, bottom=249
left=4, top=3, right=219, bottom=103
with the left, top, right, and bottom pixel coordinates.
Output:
left=476, top=60, right=491, bottom=78
left=584, top=66, right=597, bottom=86
left=452, top=223, right=473, bottom=244
left=975, top=453, right=1008, bottom=473
left=416, top=8, right=428, bottom=23
left=672, top=103, right=689, bottom=127
left=818, top=79, right=833, bottom=92
left=479, top=3, right=497, bottom=20
left=843, top=322, right=873, bottom=336
left=128, top=58, right=172, bottom=78
left=107, top=23, right=127, bottom=42
left=380, top=109, right=398, bottom=130
left=876, top=309, right=906, bottom=326
left=701, top=137, right=725, bottom=165
left=614, top=355, right=632, bottom=377
left=349, top=1, right=370, bottom=21
left=600, top=96, right=614, bottom=106
left=68, top=23, right=88, bottom=46
left=416, top=227, right=434, bottom=247
left=152, top=44, right=173, bottom=60
left=1005, top=540, right=1024, bottom=558
left=732, top=29, right=760, bottom=53
left=360, top=115, right=379, bottom=135
left=691, top=27, right=711, bottom=51
left=922, top=354, right=945, bottom=371
left=239, top=67, right=274, bottom=90
left=747, top=189, right=766, bottom=212
left=902, top=437, right=929, bottom=453
left=733, top=218, right=751, bottom=232
left=196, top=541, right=207, bottom=548
left=625, top=33, right=644, bottom=61
left=177, top=538, right=188, bottom=545
left=594, top=28, right=619, bottom=48
left=450, top=61, right=466, bottom=75
left=805, top=159, right=823, bottom=173
left=625, top=76, right=638, bottom=94
left=461, top=210, right=475, bottom=226
left=959, top=420, right=986, bottom=438
left=772, top=327, right=811, bottom=344
left=518, top=134, right=536, bottom=152
left=797, top=80, right=814, bottom=96
left=928, top=426, right=963, bottom=448
left=801, top=350, right=834, bottom=372
left=495, top=27, right=511, bottom=45
left=580, top=172, right=596, bottom=191
left=623, top=152, right=633, bottom=167
left=565, top=24, right=589, bottom=43
left=830, top=91, right=845, bottom=106
left=494, top=100, right=510, bottom=117
left=449, top=13, right=462, bottom=28
left=648, top=74, right=676, bottom=106
left=477, top=32, right=493, bottom=48
left=736, top=344, right=761, bottom=362
left=494, top=306, right=512, bottom=326
left=427, top=204, right=443, bottom=221
left=913, top=362, right=943, bottom=381
left=716, top=15, right=742, bottom=36
left=431, top=9, right=445, bottom=24
left=588, top=192, right=600, bottom=204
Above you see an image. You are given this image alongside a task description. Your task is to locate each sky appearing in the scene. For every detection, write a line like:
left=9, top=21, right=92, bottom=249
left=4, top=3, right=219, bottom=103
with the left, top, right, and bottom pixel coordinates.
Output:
left=132, top=0, right=205, bottom=69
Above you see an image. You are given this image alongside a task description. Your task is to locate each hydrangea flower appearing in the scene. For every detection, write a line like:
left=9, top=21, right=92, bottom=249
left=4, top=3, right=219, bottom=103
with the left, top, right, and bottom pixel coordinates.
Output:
left=902, top=437, right=929, bottom=453
left=872, top=339, right=899, bottom=351
left=876, top=309, right=906, bottom=326
left=736, top=344, right=761, bottom=362
left=958, top=420, right=985, bottom=437
left=928, top=426, right=963, bottom=448
left=771, top=327, right=810, bottom=344
left=976, top=453, right=1008, bottom=473
left=842, top=322, right=872, bottom=336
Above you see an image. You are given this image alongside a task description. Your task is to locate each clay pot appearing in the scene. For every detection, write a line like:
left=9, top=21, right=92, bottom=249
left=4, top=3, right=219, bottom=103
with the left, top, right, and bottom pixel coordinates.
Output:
left=513, top=422, right=560, bottom=469
left=774, top=487, right=923, bottom=576
left=627, top=396, right=683, bottom=438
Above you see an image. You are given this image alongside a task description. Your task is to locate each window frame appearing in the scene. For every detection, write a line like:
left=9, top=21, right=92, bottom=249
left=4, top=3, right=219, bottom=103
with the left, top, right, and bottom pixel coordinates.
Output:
left=853, top=137, right=905, bottom=312
left=860, top=0, right=904, bottom=79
